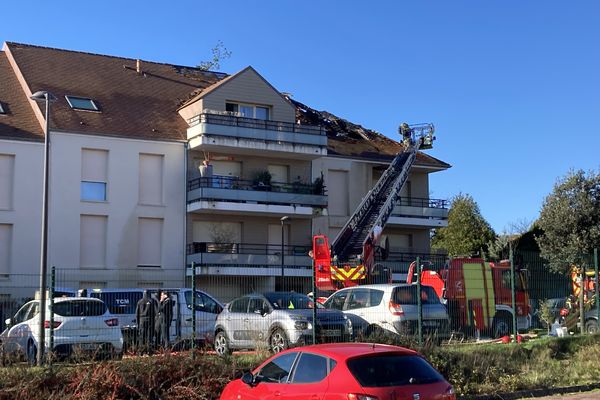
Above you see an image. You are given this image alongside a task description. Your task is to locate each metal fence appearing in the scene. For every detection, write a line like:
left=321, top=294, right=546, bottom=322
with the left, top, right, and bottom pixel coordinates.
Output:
left=1, top=248, right=599, bottom=367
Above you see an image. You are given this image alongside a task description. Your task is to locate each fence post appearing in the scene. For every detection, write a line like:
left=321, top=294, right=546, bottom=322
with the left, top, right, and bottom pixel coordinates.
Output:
left=191, top=261, right=196, bottom=357
left=49, top=266, right=55, bottom=366
left=416, top=256, right=423, bottom=347
left=580, top=262, right=585, bottom=335
left=595, top=248, right=599, bottom=330
left=509, top=244, right=517, bottom=342
left=312, top=257, right=317, bottom=345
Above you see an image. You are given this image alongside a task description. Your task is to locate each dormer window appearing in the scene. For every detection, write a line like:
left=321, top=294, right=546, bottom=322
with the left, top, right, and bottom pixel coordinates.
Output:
left=226, top=102, right=270, bottom=120
left=65, top=95, right=100, bottom=112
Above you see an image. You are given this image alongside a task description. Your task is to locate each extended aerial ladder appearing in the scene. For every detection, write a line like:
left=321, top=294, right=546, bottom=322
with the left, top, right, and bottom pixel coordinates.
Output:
left=313, top=123, right=436, bottom=291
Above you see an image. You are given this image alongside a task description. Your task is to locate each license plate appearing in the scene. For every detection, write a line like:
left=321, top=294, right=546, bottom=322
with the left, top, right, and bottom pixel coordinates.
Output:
left=78, top=343, right=98, bottom=351
left=321, top=329, right=339, bottom=337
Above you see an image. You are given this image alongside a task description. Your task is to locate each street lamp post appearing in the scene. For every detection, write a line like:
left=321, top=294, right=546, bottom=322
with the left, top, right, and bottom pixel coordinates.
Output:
left=280, top=216, right=290, bottom=290
left=30, top=90, right=56, bottom=365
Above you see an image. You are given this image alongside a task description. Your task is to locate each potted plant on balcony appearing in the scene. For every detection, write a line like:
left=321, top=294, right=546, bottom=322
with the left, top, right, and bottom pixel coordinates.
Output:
left=252, top=170, right=272, bottom=191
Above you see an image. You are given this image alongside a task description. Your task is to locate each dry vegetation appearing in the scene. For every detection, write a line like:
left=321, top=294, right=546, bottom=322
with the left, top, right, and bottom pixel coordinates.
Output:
left=1, top=335, right=599, bottom=399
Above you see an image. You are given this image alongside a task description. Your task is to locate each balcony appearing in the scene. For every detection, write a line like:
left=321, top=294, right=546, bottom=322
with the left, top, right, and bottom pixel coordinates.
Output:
left=187, top=113, right=327, bottom=159
left=186, top=242, right=313, bottom=277
left=387, top=197, right=449, bottom=228
left=187, top=175, right=328, bottom=216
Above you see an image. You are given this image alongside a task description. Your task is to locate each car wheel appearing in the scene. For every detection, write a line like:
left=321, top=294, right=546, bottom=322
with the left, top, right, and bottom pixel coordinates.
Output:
left=585, top=319, right=598, bottom=334
left=214, top=331, right=231, bottom=356
left=493, top=314, right=513, bottom=338
left=269, top=328, right=289, bottom=353
left=26, top=340, right=37, bottom=365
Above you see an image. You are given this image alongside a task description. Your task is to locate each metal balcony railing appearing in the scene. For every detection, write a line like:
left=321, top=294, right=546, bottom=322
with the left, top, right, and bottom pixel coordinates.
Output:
left=186, top=242, right=311, bottom=257
left=397, top=197, right=448, bottom=209
left=187, top=176, right=326, bottom=196
left=188, top=113, right=325, bottom=136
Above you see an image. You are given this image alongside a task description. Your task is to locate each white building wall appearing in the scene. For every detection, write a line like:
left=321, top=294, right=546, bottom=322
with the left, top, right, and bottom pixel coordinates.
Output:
left=0, top=132, right=187, bottom=296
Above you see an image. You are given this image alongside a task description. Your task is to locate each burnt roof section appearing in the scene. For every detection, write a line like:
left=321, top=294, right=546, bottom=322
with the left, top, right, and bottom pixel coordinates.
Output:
left=289, top=97, right=450, bottom=169
left=0, top=52, right=44, bottom=141
left=4, top=42, right=226, bottom=141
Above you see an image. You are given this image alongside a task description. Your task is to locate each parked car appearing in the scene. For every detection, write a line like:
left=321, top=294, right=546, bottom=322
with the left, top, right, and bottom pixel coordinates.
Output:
left=0, top=297, right=123, bottom=362
left=220, top=342, right=456, bottom=400
left=322, top=283, right=451, bottom=341
left=82, top=288, right=224, bottom=349
left=214, top=292, right=352, bottom=355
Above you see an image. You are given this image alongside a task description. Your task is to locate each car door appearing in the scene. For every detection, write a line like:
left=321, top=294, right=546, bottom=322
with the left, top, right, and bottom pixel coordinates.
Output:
left=225, top=297, right=251, bottom=348
left=2, top=302, right=34, bottom=354
left=247, top=297, right=271, bottom=344
left=181, top=290, right=223, bottom=342
left=280, top=352, right=330, bottom=400
left=242, top=352, right=299, bottom=400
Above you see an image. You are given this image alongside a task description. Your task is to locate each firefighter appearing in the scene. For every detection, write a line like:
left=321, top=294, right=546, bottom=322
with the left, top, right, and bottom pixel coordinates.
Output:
left=399, top=123, right=412, bottom=146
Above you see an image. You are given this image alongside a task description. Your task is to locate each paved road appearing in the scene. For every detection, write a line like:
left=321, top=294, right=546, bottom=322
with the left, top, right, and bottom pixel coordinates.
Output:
left=525, top=391, right=600, bottom=400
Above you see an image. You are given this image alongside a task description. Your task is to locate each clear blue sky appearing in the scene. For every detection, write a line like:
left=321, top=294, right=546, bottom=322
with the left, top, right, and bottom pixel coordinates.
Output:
left=2, top=1, right=599, bottom=233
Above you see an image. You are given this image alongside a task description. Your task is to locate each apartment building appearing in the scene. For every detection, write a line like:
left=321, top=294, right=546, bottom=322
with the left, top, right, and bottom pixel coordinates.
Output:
left=0, top=42, right=449, bottom=303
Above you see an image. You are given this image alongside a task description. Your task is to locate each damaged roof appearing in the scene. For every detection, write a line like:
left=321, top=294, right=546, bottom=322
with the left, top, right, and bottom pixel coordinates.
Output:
left=1, top=42, right=449, bottom=169
left=290, top=97, right=450, bottom=169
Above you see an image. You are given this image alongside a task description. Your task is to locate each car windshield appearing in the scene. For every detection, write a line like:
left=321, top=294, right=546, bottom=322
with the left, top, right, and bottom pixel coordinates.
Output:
left=264, top=292, right=322, bottom=310
left=53, top=300, right=107, bottom=317
left=347, top=354, right=444, bottom=387
left=392, top=286, right=440, bottom=305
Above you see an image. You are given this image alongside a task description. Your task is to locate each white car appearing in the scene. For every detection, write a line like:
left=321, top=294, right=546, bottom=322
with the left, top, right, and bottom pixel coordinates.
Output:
left=0, top=297, right=123, bottom=362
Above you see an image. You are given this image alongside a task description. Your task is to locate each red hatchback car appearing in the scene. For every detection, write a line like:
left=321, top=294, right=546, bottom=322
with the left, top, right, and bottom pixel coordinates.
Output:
left=220, top=343, right=455, bottom=400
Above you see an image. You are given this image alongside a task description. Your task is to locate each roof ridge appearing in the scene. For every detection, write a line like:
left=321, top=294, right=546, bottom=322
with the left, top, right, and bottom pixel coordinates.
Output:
left=4, top=41, right=227, bottom=75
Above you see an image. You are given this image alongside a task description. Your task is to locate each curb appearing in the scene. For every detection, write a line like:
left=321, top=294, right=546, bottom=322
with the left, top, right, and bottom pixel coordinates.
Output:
left=459, top=382, right=600, bottom=400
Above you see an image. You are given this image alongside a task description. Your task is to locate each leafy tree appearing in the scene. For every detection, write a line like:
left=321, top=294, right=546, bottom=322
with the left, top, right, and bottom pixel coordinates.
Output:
left=197, top=41, right=232, bottom=71
left=536, top=169, right=600, bottom=273
left=431, top=193, right=496, bottom=257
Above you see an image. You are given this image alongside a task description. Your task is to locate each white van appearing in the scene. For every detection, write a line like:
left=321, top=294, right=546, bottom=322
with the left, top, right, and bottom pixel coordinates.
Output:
left=81, top=288, right=223, bottom=350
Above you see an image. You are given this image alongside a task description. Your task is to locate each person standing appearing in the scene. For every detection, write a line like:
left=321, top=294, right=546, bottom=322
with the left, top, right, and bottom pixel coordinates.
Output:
left=157, top=291, right=174, bottom=350
left=135, top=290, right=157, bottom=353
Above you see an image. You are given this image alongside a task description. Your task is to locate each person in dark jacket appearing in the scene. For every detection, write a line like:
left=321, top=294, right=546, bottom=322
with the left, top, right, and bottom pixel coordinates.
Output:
left=136, top=289, right=158, bottom=353
left=156, top=290, right=174, bottom=350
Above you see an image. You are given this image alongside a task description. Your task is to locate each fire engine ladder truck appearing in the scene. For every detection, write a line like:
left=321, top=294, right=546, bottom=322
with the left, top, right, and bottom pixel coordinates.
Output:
left=330, top=123, right=436, bottom=280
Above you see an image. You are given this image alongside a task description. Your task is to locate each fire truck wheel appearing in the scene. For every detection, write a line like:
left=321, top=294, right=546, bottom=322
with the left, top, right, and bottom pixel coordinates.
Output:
left=585, top=319, right=598, bottom=334
left=492, top=314, right=513, bottom=338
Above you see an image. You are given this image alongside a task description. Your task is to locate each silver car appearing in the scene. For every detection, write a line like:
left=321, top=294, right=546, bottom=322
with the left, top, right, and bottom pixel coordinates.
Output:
left=214, top=292, right=352, bottom=355
left=322, top=283, right=450, bottom=341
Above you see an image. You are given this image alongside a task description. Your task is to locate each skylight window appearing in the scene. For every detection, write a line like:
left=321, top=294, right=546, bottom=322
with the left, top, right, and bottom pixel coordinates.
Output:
left=65, top=95, right=100, bottom=111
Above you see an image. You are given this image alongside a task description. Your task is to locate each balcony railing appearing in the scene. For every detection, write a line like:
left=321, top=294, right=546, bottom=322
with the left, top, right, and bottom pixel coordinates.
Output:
left=188, top=113, right=325, bottom=136
left=397, top=197, right=448, bottom=209
left=187, top=242, right=311, bottom=257
left=187, top=176, right=326, bottom=196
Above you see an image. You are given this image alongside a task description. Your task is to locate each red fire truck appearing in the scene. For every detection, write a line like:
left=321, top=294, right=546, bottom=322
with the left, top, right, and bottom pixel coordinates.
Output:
left=312, top=123, right=435, bottom=293
left=407, top=258, right=531, bottom=338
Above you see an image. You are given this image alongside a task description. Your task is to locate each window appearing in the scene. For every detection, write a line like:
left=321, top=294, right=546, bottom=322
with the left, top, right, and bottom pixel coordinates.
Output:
left=81, top=149, right=108, bottom=202
left=392, top=286, right=440, bottom=305
left=139, top=154, right=164, bottom=205
left=0, top=224, right=12, bottom=275
left=54, top=300, right=107, bottom=317
left=185, top=291, right=222, bottom=314
left=226, top=102, right=270, bottom=120
left=229, top=297, right=249, bottom=313
left=137, top=217, right=163, bottom=267
left=65, top=95, right=100, bottom=111
left=0, top=154, right=15, bottom=209
left=81, top=182, right=107, bottom=201
left=347, top=355, right=444, bottom=387
left=90, top=291, right=142, bottom=315
left=324, top=291, right=349, bottom=311
left=347, top=289, right=370, bottom=310
left=258, top=352, right=298, bottom=383
left=290, top=353, right=329, bottom=383
left=80, top=215, right=107, bottom=268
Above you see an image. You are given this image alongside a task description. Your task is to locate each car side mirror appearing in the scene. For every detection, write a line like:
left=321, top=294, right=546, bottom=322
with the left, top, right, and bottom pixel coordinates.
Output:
left=262, top=306, right=270, bottom=315
left=4, top=318, right=12, bottom=327
left=241, top=372, right=258, bottom=387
